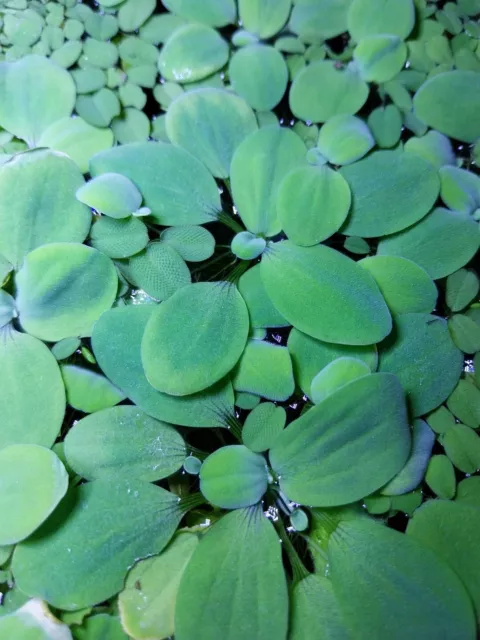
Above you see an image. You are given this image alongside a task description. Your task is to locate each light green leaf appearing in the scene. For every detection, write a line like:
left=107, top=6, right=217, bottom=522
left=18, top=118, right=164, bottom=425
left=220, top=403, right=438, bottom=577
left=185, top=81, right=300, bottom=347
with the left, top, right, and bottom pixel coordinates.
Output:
left=260, top=241, right=391, bottom=345
left=232, top=340, right=294, bottom=401
left=440, top=166, right=480, bottom=215
left=175, top=507, right=288, bottom=640
left=0, top=330, right=65, bottom=450
left=61, top=365, right=126, bottom=413
left=404, top=130, right=455, bottom=169
left=37, top=116, right=113, bottom=174
left=73, top=614, right=127, bottom=640
left=329, top=519, right=476, bottom=638
left=378, top=313, right=463, bottom=417
left=0, top=445, right=68, bottom=545
left=166, top=88, right=258, bottom=178
left=377, top=207, right=480, bottom=280
left=270, top=373, right=410, bottom=506
left=200, top=445, right=268, bottom=509
left=446, top=270, right=479, bottom=313
left=142, top=282, right=249, bottom=396
left=367, top=103, right=402, bottom=148
left=278, top=165, right=351, bottom=246
left=118, top=0, right=155, bottom=32
left=381, top=419, right=435, bottom=495
left=317, top=114, right=374, bottom=165
left=424, top=455, right=456, bottom=499
left=12, top=480, right=184, bottom=610
left=289, top=61, right=369, bottom=123
left=413, top=71, right=480, bottom=143
left=92, top=305, right=235, bottom=428
left=310, top=357, right=371, bottom=404
left=347, top=0, right=415, bottom=40
left=0, top=55, right=75, bottom=146
left=359, top=256, right=438, bottom=315
left=75, top=88, right=120, bottom=128
left=0, top=290, right=16, bottom=329
left=408, top=500, right=480, bottom=622
left=159, top=226, right=215, bottom=262
left=238, top=0, right=291, bottom=39
left=238, top=263, right=289, bottom=329
left=162, top=0, right=236, bottom=27
left=64, top=406, right=185, bottom=482
left=15, top=243, right=118, bottom=342
left=0, top=150, right=91, bottom=268
left=231, top=232, right=266, bottom=260
left=90, top=142, right=221, bottom=225
left=76, top=173, right=142, bottom=218
left=340, top=150, right=439, bottom=237
left=354, top=35, right=407, bottom=83
left=290, top=0, right=353, bottom=43
left=288, top=328, right=377, bottom=397
left=159, top=24, right=228, bottom=83
left=242, top=402, right=286, bottom=453
left=0, top=599, right=73, bottom=640
left=119, top=533, right=199, bottom=640
left=230, top=125, right=306, bottom=237
left=90, top=216, right=149, bottom=259
left=229, top=44, right=288, bottom=111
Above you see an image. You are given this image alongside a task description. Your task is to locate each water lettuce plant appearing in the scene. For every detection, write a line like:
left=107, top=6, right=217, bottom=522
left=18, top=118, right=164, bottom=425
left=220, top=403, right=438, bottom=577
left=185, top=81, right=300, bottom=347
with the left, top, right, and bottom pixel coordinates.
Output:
left=0, top=0, right=480, bottom=638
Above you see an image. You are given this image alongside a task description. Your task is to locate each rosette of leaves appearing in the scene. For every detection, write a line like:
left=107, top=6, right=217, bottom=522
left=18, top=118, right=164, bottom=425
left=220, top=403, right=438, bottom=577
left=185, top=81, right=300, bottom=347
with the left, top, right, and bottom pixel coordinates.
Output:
left=0, top=0, right=479, bottom=639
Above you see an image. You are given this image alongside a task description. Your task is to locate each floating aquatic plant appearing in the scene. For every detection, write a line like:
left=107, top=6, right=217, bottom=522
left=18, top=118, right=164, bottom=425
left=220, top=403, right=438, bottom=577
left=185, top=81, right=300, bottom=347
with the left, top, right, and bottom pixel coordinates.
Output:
left=0, top=0, right=480, bottom=638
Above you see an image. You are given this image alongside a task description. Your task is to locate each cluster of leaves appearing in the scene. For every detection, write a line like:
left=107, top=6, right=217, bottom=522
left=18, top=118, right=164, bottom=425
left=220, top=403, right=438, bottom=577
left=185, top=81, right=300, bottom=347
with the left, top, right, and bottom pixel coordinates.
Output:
left=0, top=0, right=480, bottom=638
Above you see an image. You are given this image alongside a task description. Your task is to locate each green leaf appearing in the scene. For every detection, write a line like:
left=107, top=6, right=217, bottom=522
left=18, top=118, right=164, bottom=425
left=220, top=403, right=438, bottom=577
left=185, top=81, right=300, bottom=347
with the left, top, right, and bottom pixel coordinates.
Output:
left=0, top=290, right=16, bottom=329
left=37, top=116, right=114, bottom=174
left=242, top=402, right=286, bottom=453
left=200, top=445, right=268, bottom=509
left=230, top=125, right=306, bottom=237
left=378, top=313, right=463, bottom=417
left=158, top=24, right=228, bottom=83
left=118, top=0, right=155, bottom=32
left=0, top=330, right=65, bottom=450
left=0, top=55, right=75, bottom=146
left=119, top=243, right=191, bottom=301
left=278, top=165, right=351, bottom=246
left=404, top=130, right=455, bottom=169
left=90, top=142, right=220, bottom=225
left=354, top=35, right=406, bottom=83
left=290, top=0, right=353, bottom=43
left=310, top=357, right=371, bottom=404
left=359, top=256, right=438, bottom=315
left=92, top=305, right=235, bottom=428
left=381, top=419, right=435, bottom=495
left=15, top=243, right=118, bottom=342
left=440, top=166, right=480, bottom=215
left=0, top=545, right=13, bottom=567
left=289, top=60, right=369, bottom=123
left=166, top=88, right=258, bottom=178
left=447, top=379, right=480, bottom=428
left=288, top=328, right=377, bottom=397
left=408, top=500, right=480, bottom=622
left=260, top=241, right=391, bottom=345
left=442, top=423, right=480, bottom=473
left=0, top=599, right=73, bottom=640
left=90, top=215, right=149, bottom=259
left=347, top=0, right=415, bottom=40
left=175, top=507, right=288, bottom=640
left=73, top=614, right=127, bottom=640
left=328, top=519, right=476, bottom=638
left=426, top=405, right=455, bottom=434
left=142, top=282, right=249, bottom=396
left=0, top=150, right=91, bottom=268
left=238, top=0, right=291, bottom=39
left=64, top=405, right=185, bottom=482
left=12, top=480, right=183, bottom=610
left=424, top=454, right=456, bottom=499
left=290, top=575, right=350, bottom=640
left=317, top=114, right=374, bottom=165
left=231, top=232, right=266, bottom=260
left=76, top=173, right=142, bottom=218
left=340, top=150, right=439, bottom=237
left=162, top=0, right=236, bottom=27
left=377, top=207, right=480, bottom=280
left=448, top=314, right=480, bottom=353
left=233, top=340, right=294, bottom=401
left=61, top=365, right=126, bottom=413
left=413, top=71, right=480, bottom=143
left=238, top=264, right=289, bottom=329
left=0, top=445, right=68, bottom=545
left=119, top=533, right=199, bottom=640
left=456, top=476, right=480, bottom=508
left=270, top=373, right=410, bottom=506
left=159, top=226, right=215, bottom=262
left=76, top=88, right=120, bottom=128
left=367, top=104, right=402, bottom=148
left=229, top=44, right=288, bottom=111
